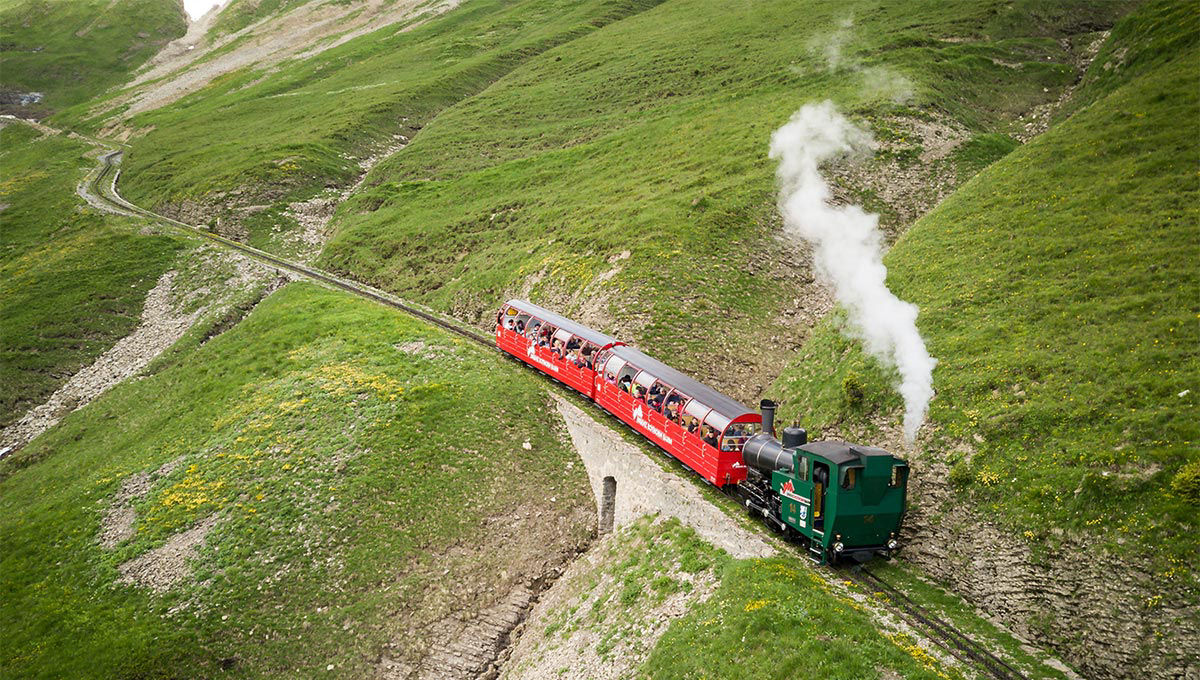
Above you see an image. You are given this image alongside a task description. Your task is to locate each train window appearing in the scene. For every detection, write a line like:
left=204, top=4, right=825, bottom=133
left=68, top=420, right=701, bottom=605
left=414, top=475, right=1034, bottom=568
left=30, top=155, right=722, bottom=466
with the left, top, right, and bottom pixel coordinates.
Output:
left=889, top=464, right=908, bottom=488
left=683, top=399, right=712, bottom=424
left=525, top=317, right=544, bottom=339
left=841, top=467, right=859, bottom=490
left=662, top=391, right=688, bottom=423
left=796, top=456, right=809, bottom=482
left=601, top=354, right=625, bottom=383
left=617, top=364, right=641, bottom=394
left=719, top=421, right=761, bottom=452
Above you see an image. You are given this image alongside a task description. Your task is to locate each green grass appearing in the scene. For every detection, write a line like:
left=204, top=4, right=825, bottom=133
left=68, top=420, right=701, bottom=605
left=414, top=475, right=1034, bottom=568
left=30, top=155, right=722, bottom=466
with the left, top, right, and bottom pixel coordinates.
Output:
left=865, top=560, right=1074, bottom=679
left=0, top=282, right=594, bottom=678
left=769, top=0, right=1199, bottom=569
left=0, top=124, right=182, bottom=427
left=314, top=0, right=1129, bottom=383
left=642, top=549, right=959, bottom=680
left=110, top=0, right=667, bottom=220
left=0, top=0, right=185, bottom=114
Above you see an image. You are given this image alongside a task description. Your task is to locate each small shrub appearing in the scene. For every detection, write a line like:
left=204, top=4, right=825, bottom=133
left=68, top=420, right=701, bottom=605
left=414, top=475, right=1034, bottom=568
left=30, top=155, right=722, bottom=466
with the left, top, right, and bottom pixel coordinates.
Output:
left=1170, top=461, right=1200, bottom=504
left=842, top=371, right=866, bottom=408
left=948, top=462, right=974, bottom=487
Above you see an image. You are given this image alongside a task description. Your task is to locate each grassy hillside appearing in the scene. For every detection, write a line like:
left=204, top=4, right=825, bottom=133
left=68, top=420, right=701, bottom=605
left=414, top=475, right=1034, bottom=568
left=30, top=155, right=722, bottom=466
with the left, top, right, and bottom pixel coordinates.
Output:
left=315, top=0, right=1130, bottom=392
left=111, top=0, right=667, bottom=244
left=0, top=0, right=186, bottom=114
left=770, top=0, right=1199, bottom=571
left=0, top=282, right=594, bottom=678
left=0, top=124, right=182, bottom=427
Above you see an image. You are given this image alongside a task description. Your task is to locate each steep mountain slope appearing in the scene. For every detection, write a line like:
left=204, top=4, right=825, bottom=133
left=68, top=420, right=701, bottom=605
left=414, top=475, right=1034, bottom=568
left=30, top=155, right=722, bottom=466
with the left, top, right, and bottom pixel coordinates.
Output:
left=0, top=283, right=594, bottom=678
left=769, top=1, right=1199, bottom=676
left=0, top=0, right=186, bottom=115
left=101, top=0, right=666, bottom=250
left=0, top=124, right=182, bottom=428
left=316, top=0, right=1129, bottom=397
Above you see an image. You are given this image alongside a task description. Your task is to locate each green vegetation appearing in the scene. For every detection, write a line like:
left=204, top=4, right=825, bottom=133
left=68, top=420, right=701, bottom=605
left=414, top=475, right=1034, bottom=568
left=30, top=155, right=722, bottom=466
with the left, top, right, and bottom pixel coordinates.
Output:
left=315, top=0, right=1128, bottom=381
left=643, top=548, right=958, bottom=679
left=210, top=0, right=310, bottom=37
left=0, top=0, right=185, bottom=113
left=864, top=560, right=1076, bottom=679
left=770, top=0, right=1199, bottom=569
left=0, top=283, right=593, bottom=677
left=0, top=125, right=181, bottom=426
left=110, top=0, right=668, bottom=248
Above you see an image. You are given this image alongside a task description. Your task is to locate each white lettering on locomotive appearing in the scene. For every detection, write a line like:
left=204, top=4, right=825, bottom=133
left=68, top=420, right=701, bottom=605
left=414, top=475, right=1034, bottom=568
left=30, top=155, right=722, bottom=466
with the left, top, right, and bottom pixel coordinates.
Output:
left=632, top=405, right=673, bottom=445
left=526, top=344, right=560, bottom=373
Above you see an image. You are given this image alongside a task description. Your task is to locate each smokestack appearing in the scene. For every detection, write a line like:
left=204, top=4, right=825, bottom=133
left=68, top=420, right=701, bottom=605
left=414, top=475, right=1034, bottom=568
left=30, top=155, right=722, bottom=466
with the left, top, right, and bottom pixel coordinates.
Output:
left=759, top=399, right=776, bottom=438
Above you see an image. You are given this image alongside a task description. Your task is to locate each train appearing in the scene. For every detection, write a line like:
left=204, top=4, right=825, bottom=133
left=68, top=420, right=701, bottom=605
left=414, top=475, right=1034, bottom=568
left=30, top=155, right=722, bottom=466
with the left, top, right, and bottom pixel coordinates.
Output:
left=495, top=299, right=909, bottom=564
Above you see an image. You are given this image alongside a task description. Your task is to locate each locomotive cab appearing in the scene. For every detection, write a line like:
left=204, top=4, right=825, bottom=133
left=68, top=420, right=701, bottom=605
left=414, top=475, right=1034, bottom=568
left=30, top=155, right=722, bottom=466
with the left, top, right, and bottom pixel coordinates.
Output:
left=741, top=430, right=908, bottom=564
left=777, top=442, right=908, bottom=563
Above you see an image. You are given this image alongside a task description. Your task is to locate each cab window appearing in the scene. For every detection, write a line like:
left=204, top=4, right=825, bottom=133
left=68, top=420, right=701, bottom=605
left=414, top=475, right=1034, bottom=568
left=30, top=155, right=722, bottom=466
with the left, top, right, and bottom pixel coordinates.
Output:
left=841, top=467, right=858, bottom=490
left=796, top=456, right=809, bottom=482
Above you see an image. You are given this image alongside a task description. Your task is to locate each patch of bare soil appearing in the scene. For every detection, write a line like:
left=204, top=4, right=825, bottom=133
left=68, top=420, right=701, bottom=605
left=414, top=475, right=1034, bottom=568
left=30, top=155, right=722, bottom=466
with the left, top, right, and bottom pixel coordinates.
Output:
left=283, top=136, right=410, bottom=262
left=118, top=514, right=219, bottom=593
left=98, top=457, right=183, bottom=549
left=0, top=271, right=198, bottom=451
left=97, top=0, right=460, bottom=128
left=500, top=520, right=721, bottom=680
left=374, top=502, right=595, bottom=679
left=1014, top=31, right=1110, bottom=143
left=1, top=244, right=285, bottom=455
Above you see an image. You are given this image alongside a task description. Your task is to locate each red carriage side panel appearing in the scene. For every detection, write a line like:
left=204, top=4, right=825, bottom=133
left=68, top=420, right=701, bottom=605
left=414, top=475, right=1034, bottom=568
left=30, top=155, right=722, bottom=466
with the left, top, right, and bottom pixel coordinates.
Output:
left=494, top=300, right=620, bottom=399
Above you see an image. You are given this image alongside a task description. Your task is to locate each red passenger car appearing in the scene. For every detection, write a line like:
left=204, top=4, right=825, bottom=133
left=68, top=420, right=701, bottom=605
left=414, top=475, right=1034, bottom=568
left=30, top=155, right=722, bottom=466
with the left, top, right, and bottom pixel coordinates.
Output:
left=495, top=300, right=622, bottom=398
left=495, top=300, right=761, bottom=488
left=592, top=346, right=760, bottom=487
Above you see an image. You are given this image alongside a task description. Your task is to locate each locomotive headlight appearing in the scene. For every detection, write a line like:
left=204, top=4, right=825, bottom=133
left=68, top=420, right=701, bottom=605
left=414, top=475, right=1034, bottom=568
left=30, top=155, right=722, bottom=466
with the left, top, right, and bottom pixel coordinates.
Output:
left=887, top=538, right=899, bottom=550
left=833, top=541, right=845, bottom=553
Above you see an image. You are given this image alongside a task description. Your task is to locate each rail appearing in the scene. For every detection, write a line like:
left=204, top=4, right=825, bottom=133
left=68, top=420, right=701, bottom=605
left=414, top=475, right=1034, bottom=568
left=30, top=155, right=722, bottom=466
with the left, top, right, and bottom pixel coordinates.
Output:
left=846, top=565, right=1028, bottom=680
left=88, top=150, right=493, bottom=349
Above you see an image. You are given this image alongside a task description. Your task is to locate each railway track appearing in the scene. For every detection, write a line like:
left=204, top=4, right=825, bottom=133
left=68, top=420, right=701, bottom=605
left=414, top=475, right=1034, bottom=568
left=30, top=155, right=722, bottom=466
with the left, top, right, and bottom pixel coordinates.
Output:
left=88, top=139, right=1025, bottom=680
left=88, top=149, right=493, bottom=348
left=845, top=564, right=1028, bottom=680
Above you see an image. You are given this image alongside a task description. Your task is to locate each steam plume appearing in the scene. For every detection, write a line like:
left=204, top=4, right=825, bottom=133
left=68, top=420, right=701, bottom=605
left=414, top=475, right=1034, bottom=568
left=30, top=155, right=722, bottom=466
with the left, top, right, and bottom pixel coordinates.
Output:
left=769, top=101, right=936, bottom=442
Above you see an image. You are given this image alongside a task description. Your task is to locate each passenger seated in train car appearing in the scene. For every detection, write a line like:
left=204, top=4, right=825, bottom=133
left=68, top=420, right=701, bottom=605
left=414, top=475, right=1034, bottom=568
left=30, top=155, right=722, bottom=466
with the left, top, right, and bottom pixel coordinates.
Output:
left=552, top=339, right=565, bottom=357
left=701, top=426, right=719, bottom=448
left=633, top=384, right=647, bottom=402
left=580, top=346, right=595, bottom=369
left=566, top=337, right=581, bottom=351
left=684, top=416, right=699, bottom=434
left=619, top=375, right=632, bottom=393
left=648, top=388, right=665, bottom=411
left=664, top=401, right=681, bottom=423
left=515, top=319, right=526, bottom=333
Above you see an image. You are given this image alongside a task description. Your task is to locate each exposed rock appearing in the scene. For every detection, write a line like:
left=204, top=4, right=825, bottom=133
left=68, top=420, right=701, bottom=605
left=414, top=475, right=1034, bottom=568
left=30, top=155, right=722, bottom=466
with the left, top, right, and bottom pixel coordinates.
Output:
left=0, top=271, right=199, bottom=451
left=117, top=514, right=219, bottom=593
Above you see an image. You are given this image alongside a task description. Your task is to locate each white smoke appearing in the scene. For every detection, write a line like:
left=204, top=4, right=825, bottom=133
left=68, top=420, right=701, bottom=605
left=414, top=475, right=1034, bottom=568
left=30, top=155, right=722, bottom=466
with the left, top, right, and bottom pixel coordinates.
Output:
left=808, top=18, right=914, bottom=105
left=769, top=101, right=936, bottom=442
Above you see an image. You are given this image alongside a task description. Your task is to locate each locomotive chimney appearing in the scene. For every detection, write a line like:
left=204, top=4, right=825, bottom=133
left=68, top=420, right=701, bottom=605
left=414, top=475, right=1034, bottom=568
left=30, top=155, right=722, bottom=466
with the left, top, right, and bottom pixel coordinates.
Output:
left=759, top=399, right=776, bottom=438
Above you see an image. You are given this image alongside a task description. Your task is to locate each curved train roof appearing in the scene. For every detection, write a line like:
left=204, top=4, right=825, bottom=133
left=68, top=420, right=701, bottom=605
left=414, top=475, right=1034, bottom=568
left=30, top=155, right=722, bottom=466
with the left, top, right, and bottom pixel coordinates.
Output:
left=504, top=299, right=620, bottom=348
left=608, top=345, right=757, bottom=422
